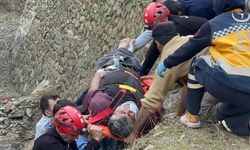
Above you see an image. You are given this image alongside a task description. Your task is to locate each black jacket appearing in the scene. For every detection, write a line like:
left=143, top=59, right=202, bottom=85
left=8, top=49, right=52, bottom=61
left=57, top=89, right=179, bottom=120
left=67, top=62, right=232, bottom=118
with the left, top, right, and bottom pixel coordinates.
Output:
left=140, top=15, right=207, bottom=76
left=32, top=127, right=101, bottom=150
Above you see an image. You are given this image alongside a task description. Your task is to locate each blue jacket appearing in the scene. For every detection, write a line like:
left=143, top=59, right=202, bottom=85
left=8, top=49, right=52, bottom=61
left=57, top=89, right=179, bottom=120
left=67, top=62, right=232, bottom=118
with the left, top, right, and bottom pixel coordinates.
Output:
left=163, top=9, right=250, bottom=92
left=179, top=0, right=216, bottom=19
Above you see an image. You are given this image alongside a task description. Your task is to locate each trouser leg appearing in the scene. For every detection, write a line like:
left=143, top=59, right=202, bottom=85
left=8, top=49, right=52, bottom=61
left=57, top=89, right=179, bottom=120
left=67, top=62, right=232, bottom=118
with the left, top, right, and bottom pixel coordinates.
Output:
left=185, top=65, right=205, bottom=115
left=140, top=41, right=160, bottom=76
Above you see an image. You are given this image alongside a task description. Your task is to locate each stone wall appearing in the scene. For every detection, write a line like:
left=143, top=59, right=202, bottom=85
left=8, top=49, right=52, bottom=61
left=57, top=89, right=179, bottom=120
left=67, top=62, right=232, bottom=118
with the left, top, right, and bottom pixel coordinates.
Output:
left=12, top=0, right=150, bottom=99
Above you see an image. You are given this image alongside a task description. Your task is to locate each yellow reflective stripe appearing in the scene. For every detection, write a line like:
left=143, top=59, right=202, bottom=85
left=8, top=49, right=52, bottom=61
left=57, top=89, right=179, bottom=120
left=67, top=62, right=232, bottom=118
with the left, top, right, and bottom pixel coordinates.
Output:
left=187, top=83, right=203, bottom=89
left=229, top=8, right=243, bottom=13
left=199, top=55, right=250, bottom=77
left=216, top=57, right=250, bottom=77
left=118, top=84, right=137, bottom=92
left=188, top=74, right=196, bottom=81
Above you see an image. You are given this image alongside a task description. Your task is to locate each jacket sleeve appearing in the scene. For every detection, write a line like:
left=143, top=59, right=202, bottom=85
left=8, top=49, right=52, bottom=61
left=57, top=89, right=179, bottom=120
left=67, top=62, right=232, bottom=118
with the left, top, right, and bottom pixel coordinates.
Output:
left=134, top=29, right=153, bottom=50
left=140, top=41, right=160, bottom=76
left=83, top=139, right=101, bottom=150
left=163, top=23, right=212, bottom=68
left=141, top=37, right=191, bottom=112
left=32, top=141, right=68, bottom=150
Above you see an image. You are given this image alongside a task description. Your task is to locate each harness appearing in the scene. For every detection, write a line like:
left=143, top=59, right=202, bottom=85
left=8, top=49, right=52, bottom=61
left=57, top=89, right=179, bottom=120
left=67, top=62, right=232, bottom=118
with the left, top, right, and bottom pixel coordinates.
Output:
left=89, top=84, right=139, bottom=125
left=88, top=83, right=139, bottom=140
left=88, top=72, right=159, bottom=140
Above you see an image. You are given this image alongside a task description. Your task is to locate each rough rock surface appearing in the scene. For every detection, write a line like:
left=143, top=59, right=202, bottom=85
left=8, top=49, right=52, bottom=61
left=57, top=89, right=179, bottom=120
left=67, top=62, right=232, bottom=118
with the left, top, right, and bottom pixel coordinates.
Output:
left=0, top=6, right=19, bottom=91
left=12, top=0, right=149, bottom=99
left=1, top=0, right=248, bottom=150
left=1, top=0, right=26, bottom=11
left=0, top=1, right=150, bottom=149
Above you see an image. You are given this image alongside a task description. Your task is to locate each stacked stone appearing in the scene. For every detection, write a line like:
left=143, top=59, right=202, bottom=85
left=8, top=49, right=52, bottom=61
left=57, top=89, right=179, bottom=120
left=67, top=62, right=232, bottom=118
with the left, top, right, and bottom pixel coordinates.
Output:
left=12, top=0, right=150, bottom=99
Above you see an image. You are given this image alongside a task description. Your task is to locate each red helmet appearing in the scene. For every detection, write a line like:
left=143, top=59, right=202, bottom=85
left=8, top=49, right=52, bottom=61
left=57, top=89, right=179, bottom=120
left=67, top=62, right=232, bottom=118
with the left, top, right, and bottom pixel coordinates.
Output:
left=53, top=106, right=85, bottom=136
left=143, top=2, right=170, bottom=29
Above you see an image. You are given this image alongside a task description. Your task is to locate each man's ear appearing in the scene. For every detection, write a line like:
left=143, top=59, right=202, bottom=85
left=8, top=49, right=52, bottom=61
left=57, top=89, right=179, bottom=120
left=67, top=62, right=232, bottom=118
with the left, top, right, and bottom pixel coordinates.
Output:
left=45, top=110, right=52, bottom=117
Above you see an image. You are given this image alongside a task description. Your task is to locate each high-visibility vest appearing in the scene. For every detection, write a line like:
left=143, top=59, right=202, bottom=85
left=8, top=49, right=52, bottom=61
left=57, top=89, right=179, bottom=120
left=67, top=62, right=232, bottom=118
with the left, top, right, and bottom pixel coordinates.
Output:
left=208, top=9, right=250, bottom=76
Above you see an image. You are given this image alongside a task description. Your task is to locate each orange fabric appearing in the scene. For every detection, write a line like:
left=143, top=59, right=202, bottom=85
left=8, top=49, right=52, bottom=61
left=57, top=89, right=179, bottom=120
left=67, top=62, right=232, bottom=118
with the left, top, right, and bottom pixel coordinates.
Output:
left=140, top=75, right=154, bottom=93
left=186, top=112, right=199, bottom=123
left=87, top=123, right=123, bottom=141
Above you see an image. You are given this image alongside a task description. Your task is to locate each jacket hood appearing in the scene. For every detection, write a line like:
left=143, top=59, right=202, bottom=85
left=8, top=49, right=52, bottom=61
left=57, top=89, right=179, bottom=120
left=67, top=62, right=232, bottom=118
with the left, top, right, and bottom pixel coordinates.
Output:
left=212, top=0, right=245, bottom=15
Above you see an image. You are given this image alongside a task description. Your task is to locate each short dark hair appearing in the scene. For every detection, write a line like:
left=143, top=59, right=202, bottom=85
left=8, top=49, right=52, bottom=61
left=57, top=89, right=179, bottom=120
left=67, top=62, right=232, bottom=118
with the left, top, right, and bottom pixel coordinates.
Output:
left=108, top=116, right=133, bottom=138
left=53, top=99, right=76, bottom=116
left=40, top=94, right=60, bottom=116
left=163, top=0, right=183, bottom=15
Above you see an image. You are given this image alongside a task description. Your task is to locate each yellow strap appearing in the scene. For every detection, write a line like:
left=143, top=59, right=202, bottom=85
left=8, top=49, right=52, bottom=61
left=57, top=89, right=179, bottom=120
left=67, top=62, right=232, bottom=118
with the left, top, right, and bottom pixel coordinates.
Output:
left=229, top=8, right=243, bottom=13
left=118, top=84, right=137, bottom=92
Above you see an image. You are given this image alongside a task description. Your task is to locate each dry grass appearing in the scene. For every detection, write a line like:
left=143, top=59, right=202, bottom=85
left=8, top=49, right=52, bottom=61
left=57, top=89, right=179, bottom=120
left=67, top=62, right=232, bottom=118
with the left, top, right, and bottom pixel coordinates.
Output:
left=131, top=115, right=250, bottom=150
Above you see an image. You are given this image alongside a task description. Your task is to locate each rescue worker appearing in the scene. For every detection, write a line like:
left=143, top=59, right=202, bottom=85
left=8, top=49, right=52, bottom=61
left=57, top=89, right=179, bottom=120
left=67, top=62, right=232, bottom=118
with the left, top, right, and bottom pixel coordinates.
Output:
left=35, top=94, right=59, bottom=139
left=33, top=106, right=104, bottom=150
left=157, top=0, right=216, bottom=20
left=156, top=0, right=250, bottom=136
left=135, top=2, right=207, bottom=75
left=125, top=21, right=207, bottom=143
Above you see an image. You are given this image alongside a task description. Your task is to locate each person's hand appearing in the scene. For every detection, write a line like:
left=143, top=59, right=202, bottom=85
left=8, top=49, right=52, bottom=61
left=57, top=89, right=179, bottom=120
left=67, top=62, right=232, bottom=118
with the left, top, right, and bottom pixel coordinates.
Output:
left=124, top=132, right=137, bottom=144
left=96, top=69, right=109, bottom=78
left=118, top=38, right=131, bottom=49
left=83, top=114, right=90, bottom=124
left=88, top=125, right=104, bottom=142
left=156, top=63, right=167, bottom=78
left=130, top=39, right=136, bottom=48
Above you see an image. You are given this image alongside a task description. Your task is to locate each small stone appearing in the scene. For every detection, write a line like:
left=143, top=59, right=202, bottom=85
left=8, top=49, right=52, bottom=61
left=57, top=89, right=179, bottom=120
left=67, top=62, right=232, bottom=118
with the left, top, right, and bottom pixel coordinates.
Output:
left=0, top=129, right=7, bottom=135
left=0, top=106, right=4, bottom=111
left=8, top=111, right=24, bottom=119
left=0, top=117, right=6, bottom=123
left=144, top=145, right=154, bottom=150
left=26, top=108, right=33, bottom=118
left=67, top=29, right=74, bottom=36
left=79, top=16, right=85, bottom=23
left=1, top=96, right=14, bottom=104
left=24, top=131, right=34, bottom=140
left=4, top=102, right=13, bottom=113
left=2, top=113, right=7, bottom=117
left=0, top=125, right=7, bottom=129
left=178, top=134, right=186, bottom=142
left=12, top=101, right=20, bottom=107
left=10, top=104, right=16, bottom=112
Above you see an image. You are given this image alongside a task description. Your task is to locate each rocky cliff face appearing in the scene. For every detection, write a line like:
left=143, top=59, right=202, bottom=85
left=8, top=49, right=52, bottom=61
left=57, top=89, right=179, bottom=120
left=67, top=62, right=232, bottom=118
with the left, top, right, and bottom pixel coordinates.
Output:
left=12, top=0, right=149, bottom=99
left=0, top=1, right=149, bottom=149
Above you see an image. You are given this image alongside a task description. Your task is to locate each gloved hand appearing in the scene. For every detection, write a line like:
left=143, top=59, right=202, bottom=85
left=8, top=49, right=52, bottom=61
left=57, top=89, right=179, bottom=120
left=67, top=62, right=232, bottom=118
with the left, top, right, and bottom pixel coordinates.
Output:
left=156, top=63, right=167, bottom=78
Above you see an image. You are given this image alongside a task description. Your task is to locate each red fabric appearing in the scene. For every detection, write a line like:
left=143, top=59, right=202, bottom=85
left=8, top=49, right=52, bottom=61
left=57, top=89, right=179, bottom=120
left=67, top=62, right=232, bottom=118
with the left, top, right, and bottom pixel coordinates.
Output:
left=140, top=75, right=154, bottom=93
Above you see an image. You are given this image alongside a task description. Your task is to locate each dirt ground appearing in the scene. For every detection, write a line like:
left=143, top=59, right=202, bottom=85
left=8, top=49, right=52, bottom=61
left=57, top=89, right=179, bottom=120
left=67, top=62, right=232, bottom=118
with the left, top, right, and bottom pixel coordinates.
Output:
left=132, top=112, right=250, bottom=150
